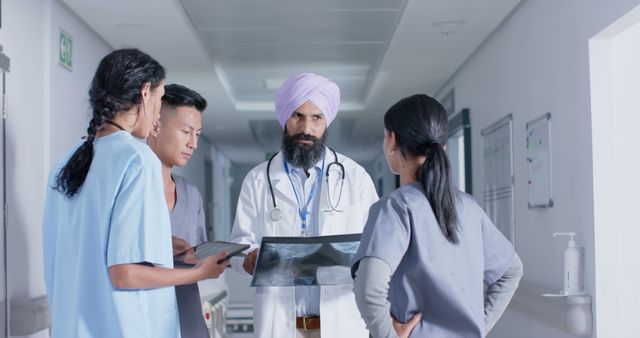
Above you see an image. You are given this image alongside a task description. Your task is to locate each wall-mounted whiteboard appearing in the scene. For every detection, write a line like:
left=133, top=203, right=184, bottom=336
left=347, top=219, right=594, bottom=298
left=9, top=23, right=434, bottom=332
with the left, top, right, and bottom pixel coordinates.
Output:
left=482, top=115, right=515, bottom=244
left=526, top=113, right=553, bottom=208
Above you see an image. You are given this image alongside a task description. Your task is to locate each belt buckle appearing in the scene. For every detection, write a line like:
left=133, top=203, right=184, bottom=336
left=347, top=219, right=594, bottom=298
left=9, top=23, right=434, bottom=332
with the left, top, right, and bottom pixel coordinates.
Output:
left=303, top=316, right=311, bottom=331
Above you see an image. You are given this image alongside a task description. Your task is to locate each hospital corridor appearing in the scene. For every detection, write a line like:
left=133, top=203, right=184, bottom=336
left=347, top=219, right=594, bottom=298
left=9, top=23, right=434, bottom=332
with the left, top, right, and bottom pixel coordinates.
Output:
left=1, top=0, right=640, bottom=337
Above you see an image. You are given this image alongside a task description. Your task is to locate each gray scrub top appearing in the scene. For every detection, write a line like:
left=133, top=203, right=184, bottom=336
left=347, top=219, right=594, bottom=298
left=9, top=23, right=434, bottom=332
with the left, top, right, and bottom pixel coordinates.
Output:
left=352, top=183, right=514, bottom=338
left=171, top=174, right=209, bottom=338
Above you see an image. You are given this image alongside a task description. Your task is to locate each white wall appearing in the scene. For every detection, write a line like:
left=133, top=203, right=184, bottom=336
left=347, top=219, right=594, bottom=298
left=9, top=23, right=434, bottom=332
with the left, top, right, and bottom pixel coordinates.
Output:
left=0, top=0, right=111, bottom=336
left=48, top=1, right=111, bottom=164
left=434, top=0, right=640, bottom=337
left=589, top=5, right=640, bottom=337
left=367, top=152, right=396, bottom=198
left=1, top=7, right=48, bottom=333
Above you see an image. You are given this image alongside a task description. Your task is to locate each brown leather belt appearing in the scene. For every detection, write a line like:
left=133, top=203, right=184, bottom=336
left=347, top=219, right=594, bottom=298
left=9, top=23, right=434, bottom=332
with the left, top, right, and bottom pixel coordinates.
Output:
left=296, top=316, right=320, bottom=330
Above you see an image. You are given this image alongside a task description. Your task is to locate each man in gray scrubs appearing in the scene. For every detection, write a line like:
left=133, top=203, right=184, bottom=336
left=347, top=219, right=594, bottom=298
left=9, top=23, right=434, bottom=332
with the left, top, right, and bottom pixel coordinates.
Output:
left=148, top=84, right=209, bottom=338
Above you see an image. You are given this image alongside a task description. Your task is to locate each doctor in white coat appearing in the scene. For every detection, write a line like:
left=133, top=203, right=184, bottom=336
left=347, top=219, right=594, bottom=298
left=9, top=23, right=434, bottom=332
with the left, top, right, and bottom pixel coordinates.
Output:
left=230, top=72, right=379, bottom=338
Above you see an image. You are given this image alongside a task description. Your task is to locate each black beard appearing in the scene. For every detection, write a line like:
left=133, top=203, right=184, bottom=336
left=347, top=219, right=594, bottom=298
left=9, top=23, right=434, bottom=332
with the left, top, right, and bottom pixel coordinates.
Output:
left=281, top=130, right=327, bottom=170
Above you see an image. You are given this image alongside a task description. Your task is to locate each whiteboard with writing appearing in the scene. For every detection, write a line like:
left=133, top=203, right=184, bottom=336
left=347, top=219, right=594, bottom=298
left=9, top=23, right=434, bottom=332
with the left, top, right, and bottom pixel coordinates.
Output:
left=526, top=113, right=553, bottom=208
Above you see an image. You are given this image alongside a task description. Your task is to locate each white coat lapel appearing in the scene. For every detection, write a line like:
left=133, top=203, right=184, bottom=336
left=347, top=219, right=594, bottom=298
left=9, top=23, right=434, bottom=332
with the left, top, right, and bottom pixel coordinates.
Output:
left=270, top=152, right=297, bottom=207
left=269, top=152, right=301, bottom=236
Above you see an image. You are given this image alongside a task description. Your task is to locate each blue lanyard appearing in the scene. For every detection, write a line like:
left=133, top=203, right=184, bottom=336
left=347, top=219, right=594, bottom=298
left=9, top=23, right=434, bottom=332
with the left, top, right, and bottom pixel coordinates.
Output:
left=284, top=157, right=325, bottom=236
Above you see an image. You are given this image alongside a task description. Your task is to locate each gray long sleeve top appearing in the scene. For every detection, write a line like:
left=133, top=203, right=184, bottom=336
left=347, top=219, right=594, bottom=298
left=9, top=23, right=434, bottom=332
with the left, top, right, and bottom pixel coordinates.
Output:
left=353, top=254, right=523, bottom=338
left=351, top=184, right=523, bottom=337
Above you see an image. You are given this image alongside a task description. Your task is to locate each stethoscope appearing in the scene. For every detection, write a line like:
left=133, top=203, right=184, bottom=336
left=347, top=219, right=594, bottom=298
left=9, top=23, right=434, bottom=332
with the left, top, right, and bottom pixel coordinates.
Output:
left=267, top=148, right=345, bottom=223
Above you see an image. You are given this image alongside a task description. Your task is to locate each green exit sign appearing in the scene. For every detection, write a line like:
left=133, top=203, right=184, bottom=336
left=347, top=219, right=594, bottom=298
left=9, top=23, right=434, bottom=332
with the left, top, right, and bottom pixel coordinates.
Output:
left=59, top=29, right=72, bottom=70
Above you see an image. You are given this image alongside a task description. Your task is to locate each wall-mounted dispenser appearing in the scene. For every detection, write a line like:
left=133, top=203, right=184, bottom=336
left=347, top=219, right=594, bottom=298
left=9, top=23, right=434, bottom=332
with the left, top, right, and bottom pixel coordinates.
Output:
left=552, top=232, right=581, bottom=295
left=541, top=232, right=592, bottom=336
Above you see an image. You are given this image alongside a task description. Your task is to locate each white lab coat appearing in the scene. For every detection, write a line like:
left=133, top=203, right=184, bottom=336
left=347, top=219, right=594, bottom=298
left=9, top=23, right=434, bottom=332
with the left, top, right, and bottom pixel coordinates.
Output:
left=230, top=149, right=379, bottom=338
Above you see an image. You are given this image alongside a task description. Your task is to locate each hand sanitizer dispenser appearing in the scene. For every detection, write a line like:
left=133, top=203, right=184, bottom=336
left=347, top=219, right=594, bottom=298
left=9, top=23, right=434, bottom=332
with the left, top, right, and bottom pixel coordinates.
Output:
left=553, top=232, right=580, bottom=295
left=541, top=232, right=591, bottom=335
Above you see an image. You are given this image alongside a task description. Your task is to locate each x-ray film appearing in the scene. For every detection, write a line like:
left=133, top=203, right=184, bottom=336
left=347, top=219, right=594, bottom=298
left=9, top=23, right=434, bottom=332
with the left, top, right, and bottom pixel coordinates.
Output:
left=251, top=234, right=361, bottom=287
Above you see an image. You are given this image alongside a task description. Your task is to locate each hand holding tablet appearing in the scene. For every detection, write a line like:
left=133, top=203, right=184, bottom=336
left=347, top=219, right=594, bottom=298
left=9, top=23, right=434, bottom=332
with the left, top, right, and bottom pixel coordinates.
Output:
left=174, top=241, right=250, bottom=266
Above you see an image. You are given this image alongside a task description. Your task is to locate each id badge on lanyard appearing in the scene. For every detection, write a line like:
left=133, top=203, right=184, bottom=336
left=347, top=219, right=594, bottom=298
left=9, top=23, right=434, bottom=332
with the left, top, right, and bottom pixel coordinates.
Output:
left=284, top=159, right=324, bottom=237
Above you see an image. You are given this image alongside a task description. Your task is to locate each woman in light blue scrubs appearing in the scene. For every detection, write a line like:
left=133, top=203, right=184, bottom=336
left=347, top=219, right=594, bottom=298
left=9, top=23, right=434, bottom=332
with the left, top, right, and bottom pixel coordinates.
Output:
left=42, top=49, right=228, bottom=338
left=352, top=94, right=523, bottom=338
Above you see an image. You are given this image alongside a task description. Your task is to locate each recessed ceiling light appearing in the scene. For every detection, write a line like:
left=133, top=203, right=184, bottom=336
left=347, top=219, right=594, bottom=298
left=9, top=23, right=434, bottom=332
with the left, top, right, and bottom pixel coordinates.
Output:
left=432, top=20, right=467, bottom=28
left=433, top=20, right=466, bottom=37
left=117, top=23, right=151, bottom=29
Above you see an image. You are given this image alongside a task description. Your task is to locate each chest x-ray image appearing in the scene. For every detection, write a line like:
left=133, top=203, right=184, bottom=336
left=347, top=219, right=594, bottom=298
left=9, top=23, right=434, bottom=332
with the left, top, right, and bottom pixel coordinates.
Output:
left=251, top=234, right=361, bottom=287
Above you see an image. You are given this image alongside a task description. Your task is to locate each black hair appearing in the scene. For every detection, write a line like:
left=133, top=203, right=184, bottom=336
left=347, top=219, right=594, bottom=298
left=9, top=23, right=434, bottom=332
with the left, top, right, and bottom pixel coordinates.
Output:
left=384, top=94, right=459, bottom=243
left=161, top=83, right=207, bottom=112
left=54, top=48, right=165, bottom=198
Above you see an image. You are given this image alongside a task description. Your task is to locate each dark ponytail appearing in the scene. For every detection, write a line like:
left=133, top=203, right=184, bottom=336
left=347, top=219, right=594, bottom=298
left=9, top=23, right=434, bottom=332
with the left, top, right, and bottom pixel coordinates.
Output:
left=384, top=94, right=459, bottom=243
left=54, top=48, right=165, bottom=198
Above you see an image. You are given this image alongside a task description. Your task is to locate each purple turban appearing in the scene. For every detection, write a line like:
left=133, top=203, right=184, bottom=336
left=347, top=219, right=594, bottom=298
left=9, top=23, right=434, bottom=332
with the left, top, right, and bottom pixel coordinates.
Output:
left=275, top=73, right=340, bottom=128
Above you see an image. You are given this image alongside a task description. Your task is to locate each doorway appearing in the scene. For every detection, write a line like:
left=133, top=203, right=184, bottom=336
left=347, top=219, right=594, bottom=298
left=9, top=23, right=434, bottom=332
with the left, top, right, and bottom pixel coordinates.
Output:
left=447, top=108, right=472, bottom=195
left=589, top=4, right=640, bottom=337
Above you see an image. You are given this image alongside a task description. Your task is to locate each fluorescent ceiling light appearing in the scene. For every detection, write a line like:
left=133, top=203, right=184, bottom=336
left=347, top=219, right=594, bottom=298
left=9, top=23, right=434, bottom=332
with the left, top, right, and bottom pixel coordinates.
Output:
left=264, top=78, right=286, bottom=91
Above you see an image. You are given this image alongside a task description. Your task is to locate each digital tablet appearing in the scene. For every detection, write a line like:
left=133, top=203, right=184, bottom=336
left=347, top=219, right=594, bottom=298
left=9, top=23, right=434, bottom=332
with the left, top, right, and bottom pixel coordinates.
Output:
left=174, top=241, right=250, bottom=267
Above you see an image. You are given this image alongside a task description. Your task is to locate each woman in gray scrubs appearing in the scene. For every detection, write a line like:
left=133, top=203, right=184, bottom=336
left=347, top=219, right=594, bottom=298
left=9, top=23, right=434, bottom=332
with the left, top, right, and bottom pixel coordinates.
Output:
left=351, top=94, right=523, bottom=338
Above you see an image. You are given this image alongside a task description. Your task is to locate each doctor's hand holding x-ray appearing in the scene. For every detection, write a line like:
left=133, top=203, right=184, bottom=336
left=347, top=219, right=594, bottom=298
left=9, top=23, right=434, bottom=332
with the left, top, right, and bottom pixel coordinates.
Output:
left=229, top=73, right=379, bottom=338
left=242, top=249, right=258, bottom=275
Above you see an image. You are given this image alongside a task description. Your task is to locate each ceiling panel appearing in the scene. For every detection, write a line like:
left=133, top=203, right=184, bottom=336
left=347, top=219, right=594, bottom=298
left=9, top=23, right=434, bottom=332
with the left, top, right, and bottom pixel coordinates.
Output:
left=224, top=62, right=370, bottom=102
left=184, top=0, right=404, bottom=24
left=180, top=0, right=408, bottom=106
left=201, top=26, right=391, bottom=45
left=233, top=76, right=367, bottom=101
left=210, top=44, right=384, bottom=60
left=191, top=11, right=399, bottom=30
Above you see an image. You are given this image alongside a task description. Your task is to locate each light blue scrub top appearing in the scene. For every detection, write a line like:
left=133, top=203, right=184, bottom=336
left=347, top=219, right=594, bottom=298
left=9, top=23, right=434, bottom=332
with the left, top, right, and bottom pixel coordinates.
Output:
left=352, top=183, right=515, bottom=338
left=42, top=131, right=180, bottom=338
left=287, top=161, right=324, bottom=317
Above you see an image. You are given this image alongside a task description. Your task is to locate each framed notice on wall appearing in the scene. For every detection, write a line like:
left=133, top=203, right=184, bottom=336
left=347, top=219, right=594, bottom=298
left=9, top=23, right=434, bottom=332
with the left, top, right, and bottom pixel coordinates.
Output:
left=526, top=113, right=553, bottom=208
left=481, top=114, right=515, bottom=244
